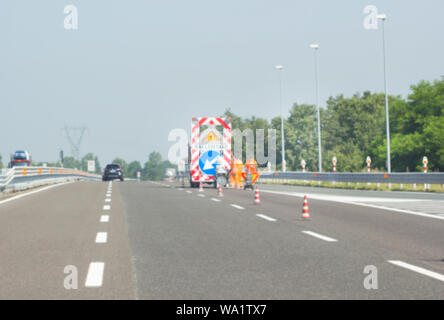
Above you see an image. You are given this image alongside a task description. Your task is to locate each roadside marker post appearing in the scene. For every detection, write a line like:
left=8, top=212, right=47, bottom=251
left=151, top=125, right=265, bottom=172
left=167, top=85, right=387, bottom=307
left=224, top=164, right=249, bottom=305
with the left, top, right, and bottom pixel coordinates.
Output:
left=301, top=159, right=307, bottom=184
left=423, top=156, right=429, bottom=190
left=332, top=157, right=337, bottom=185
left=366, top=156, right=371, bottom=186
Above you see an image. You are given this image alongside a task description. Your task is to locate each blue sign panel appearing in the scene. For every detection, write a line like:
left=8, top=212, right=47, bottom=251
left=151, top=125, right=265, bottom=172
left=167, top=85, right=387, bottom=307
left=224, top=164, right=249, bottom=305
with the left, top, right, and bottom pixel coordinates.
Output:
left=199, top=150, right=222, bottom=176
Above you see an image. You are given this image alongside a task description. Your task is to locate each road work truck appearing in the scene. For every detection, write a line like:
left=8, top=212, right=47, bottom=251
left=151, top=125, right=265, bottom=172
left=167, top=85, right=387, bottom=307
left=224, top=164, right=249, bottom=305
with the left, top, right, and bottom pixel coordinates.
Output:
left=188, top=117, right=232, bottom=188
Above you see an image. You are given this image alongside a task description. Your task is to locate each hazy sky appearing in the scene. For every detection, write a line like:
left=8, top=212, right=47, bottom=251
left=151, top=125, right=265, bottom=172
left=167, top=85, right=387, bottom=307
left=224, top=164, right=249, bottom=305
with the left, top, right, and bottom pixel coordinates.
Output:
left=1, top=0, right=443, bottom=166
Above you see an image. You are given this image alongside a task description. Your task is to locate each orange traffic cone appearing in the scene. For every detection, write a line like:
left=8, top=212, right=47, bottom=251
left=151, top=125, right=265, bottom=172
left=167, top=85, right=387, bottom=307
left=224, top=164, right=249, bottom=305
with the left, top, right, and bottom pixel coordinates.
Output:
left=254, top=186, right=261, bottom=204
left=301, top=195, right=311, bottom=220
left=199, top=181, right=203, bottom=192
left=218, top=185, right=223, bottom=197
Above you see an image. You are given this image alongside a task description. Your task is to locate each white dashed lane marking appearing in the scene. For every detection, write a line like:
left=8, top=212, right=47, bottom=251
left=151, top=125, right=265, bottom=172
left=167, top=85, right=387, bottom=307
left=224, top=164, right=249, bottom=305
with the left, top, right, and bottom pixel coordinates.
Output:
left=230, top=204, right=245, bottom=210
left=302, top=231, right=337, bottom=242
left=100, top=215, right=110, bottom=223
left=95, top=232, right=108, bottom=243
left=85, top=262, right=105, bottom=287
left=256, top=214, right=277, bottom=222
left=103, top=205, right=111, bottom=211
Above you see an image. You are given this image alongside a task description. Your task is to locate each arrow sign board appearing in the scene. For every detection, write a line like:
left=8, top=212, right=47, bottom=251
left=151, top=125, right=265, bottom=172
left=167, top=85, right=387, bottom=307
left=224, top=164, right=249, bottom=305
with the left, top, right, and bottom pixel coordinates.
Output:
left=199, top=150, right=222, bottom=176
left=241, top=172, right=259, bottom=185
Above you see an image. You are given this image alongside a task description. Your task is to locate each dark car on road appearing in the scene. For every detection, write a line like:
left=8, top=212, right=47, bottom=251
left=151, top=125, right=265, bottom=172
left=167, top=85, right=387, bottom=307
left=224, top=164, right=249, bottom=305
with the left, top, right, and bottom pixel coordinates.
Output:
left=103, top=164, right=124, bottom=181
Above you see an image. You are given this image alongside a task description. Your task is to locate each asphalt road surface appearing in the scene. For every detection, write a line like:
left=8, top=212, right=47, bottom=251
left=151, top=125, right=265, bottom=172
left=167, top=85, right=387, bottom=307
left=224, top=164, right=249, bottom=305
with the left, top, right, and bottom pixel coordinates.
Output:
left=0, top=180, right=443, bottom=299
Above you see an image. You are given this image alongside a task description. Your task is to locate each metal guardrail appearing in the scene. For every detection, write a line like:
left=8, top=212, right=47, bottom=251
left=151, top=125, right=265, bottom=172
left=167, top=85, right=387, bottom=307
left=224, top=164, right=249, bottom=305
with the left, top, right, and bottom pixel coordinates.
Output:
left=0, top=168, right=15, bottom=188
left=0, top=166, right=101, bottom=191
left=259, top=171, right=444, bottom=184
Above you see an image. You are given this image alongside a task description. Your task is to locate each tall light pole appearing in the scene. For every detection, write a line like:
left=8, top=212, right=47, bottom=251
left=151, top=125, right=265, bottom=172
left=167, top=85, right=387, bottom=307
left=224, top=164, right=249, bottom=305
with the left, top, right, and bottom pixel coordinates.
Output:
left=275, top=65, right=286, bottom=172
left=377, top=13, right=391, bottom=173
left=309, top=44, right=322, bottom=172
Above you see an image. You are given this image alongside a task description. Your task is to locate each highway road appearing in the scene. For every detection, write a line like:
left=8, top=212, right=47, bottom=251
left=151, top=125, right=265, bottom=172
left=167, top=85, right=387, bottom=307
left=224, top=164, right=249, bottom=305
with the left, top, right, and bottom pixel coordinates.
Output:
left=0, top=180, right=443, bottom=299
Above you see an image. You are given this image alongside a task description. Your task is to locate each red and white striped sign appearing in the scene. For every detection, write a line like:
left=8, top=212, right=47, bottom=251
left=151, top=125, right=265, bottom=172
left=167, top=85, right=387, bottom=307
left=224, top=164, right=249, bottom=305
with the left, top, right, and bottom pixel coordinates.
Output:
left=423, top=156, right=428, bottom=173
left=301, top=159, right=306, bottom=172
left=366, top=156, right=371, bottom=173
left=190, top=117, right=232, bottom=182
left=332, top=157, right=337, bottom=173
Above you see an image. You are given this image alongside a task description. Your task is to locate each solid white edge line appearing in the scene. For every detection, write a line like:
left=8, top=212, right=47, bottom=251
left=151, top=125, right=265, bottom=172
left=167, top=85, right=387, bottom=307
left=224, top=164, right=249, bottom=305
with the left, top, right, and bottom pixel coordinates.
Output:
left=85, top=262, right=105, bottom=287
left=95, top=232, right=108, bottom=243
left=230, top=204, right=245, bottom=210
left=260, top=189, right=444, bottom=221
left=0, top=181, right=73, bottom=205
left=100, top=215, right=110, bottom=223
left=256, top=214, right=277, bottom=222
left=302, top=230, right=338, bottom=242
left=348, top=202, right=444, bottom=221
left=388, top=260, right=444, bottom=282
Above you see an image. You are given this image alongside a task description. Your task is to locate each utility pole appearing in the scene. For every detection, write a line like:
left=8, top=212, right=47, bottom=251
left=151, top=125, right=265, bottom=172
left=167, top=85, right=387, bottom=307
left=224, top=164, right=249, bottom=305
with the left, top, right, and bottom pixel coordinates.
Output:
left=275, top=65, right=286, bottom=172
left=377, top=13, right=391, bottom=173
left=310, top=43, right=322, bottom=172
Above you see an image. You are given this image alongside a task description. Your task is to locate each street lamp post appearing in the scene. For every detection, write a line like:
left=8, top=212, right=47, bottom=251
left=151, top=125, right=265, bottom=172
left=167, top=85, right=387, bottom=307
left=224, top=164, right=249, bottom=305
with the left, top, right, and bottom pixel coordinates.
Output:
left=309, top=44, right=322, bottom=172
left=275, top=65, right=286, bottom=172
left=377, top=13, right=391, bottom=173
